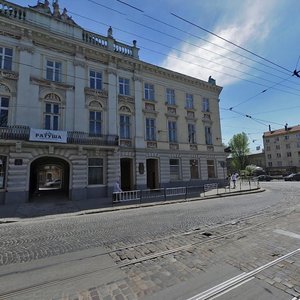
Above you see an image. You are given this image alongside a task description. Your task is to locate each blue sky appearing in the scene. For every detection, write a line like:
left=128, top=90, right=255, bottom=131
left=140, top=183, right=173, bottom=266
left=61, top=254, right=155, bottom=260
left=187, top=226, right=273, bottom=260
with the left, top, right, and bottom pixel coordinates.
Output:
left=13, top=0, right=300, bottom=153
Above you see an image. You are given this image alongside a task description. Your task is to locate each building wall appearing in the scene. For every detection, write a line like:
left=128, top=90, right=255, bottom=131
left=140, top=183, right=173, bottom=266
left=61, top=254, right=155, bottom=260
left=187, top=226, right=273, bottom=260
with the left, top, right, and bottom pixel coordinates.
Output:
left=0, top=1, right=226, bottom=204
left=263, top=126, right=300, bottom=174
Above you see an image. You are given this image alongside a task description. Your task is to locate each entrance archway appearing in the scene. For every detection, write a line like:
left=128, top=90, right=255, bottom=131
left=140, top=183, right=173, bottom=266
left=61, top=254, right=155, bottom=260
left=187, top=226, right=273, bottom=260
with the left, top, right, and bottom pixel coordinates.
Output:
left=29, top=156, right=70, bottom=201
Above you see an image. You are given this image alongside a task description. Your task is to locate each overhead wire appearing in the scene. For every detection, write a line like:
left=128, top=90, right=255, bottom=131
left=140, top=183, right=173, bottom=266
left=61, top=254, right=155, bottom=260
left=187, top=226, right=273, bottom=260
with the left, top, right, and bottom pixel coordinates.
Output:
left=170, top=12, right=292, bottom=74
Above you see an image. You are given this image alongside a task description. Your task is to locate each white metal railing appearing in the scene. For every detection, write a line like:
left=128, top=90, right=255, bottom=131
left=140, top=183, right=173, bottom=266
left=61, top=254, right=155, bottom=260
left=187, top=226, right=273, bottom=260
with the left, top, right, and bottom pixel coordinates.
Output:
left=113, top=190, right=140, bottom=202
left=165, top=186, right=186, bottom=197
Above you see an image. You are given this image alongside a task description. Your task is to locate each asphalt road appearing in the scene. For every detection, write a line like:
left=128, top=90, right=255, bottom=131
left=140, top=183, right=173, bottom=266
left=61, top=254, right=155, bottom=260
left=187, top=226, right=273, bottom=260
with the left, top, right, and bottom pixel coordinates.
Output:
left=0, top=181, right=299, bottom=300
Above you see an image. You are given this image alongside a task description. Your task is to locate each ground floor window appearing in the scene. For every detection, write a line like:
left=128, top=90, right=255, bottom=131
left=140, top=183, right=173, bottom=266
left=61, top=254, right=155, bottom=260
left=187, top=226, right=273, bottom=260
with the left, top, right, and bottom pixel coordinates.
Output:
left=88, top=158, right=103, bottom=185
left=170, top=159, right=180, bottom=181
left=207, top=160, right=215, bottom=178
left=0, top=155, right=7, bottom=188
left=190, top=159, right=199, bottom=179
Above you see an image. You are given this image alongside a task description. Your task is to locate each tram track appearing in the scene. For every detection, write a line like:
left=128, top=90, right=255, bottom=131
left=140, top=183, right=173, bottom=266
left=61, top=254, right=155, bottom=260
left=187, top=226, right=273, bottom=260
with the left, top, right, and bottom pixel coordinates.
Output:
left=0, top=207, right=296, bottom=299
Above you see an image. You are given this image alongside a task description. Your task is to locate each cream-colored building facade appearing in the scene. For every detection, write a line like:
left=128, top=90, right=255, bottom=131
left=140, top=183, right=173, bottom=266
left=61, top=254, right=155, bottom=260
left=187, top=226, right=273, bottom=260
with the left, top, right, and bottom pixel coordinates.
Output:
left=263, top=125, right=300, bottom=174
left=0, top=0, right=226, bottom=205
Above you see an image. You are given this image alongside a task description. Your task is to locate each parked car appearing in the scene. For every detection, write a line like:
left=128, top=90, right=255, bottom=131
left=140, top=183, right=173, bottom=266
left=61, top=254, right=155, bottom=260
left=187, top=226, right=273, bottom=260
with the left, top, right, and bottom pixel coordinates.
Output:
left=45, top=179, right=62, bottom=187
left=256, top=175, right=272, bottom=181
left=284, top=173, right=300, bottom=181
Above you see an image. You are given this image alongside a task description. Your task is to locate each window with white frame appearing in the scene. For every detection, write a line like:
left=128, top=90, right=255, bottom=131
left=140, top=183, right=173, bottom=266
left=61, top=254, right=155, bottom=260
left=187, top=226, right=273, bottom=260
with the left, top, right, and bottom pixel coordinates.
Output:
left=89, top=70, right=102, bottom=90
left=190, top=159, right=199, bottom=179
left=88, top=158, right=103, bottom=185
left=0, top=97, right=9, bottom=126
left=205, top=126, right=212, bottom=145
left=89, top=111, right=102, bottom=136
left=168, top=121, right=177, bottom=142
left=170, top=159, right=180, bottom=181
left=186, top=93, right=194, bottom=109
left=146, top=118, right=156, bottom=141
left=202, top=98, right=210, bottom=112
left=207, top=160, right=215, bottom=178
left=119, top=77, right=130, bottom=95
left=166, top=88, right=175, bottom=105
left=46, top=60, right=62, bottom=82
left=144, top=83, right=155, bottom=100
left=0, top=47, right=12, bottom=70
left=120, top=114, right=131, bottom=139
left=44, top=102, right=60, bottom=130
left=188, top=123, right=196, bottom=144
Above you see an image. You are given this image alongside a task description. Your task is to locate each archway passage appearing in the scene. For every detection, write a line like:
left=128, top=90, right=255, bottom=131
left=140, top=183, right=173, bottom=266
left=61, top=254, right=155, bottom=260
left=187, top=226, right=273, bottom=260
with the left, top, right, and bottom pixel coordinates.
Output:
left=29, top=157, right=70, bottom=202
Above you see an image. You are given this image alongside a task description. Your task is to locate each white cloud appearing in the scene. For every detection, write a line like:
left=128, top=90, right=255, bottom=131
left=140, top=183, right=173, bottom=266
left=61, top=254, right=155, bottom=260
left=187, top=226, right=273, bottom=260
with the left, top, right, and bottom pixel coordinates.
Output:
left=161, top=0, right=278, bottom=86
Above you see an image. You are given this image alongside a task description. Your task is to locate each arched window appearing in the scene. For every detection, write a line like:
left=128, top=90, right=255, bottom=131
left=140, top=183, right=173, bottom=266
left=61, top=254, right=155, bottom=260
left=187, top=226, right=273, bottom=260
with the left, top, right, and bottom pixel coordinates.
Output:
left=0, top=83, right=11, bottom=127
left=44, top=93, right=61, bottom=130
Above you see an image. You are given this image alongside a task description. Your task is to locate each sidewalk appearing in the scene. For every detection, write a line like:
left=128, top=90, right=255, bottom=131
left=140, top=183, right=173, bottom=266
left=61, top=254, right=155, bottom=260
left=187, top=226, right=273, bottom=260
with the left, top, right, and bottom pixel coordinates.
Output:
left=0, top=182, right=263, bottom=223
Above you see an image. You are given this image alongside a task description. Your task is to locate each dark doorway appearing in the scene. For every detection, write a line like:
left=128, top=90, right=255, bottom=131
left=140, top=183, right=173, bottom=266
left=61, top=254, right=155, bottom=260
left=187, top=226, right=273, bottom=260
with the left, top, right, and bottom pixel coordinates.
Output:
left=120, top=158, right=133, bottom=191
left=146, top=159, right=159, bottom=189
left=29, top=157, right=70, bottom=201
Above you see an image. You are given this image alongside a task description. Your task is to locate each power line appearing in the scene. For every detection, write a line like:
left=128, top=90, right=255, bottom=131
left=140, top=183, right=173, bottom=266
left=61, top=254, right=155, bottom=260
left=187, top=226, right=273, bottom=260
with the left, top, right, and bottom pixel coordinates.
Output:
left=66, top=10, right=300, bottom=97
left=229, top=76, right=293, bottom=110
left=170, top=12, right=293, bottom=74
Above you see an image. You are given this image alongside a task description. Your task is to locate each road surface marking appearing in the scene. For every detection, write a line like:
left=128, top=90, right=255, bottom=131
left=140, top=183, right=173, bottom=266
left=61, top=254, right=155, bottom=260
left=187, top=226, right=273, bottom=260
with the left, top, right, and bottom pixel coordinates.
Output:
left=274, top=229, right=300, bottom=240
left=186, top=248, right=300, bottom=300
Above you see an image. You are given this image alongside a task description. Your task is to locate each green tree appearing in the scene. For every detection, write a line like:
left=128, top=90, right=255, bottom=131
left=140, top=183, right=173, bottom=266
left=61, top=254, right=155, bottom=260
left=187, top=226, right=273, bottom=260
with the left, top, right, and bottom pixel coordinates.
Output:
left=229, top=132, right=250, bottom=172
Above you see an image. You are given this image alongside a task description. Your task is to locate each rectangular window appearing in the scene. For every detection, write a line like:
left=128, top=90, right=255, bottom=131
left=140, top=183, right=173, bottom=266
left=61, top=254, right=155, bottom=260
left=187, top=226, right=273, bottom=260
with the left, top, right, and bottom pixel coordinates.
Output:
left=277, top=161, right=282, bottom=167
left=89, top=70, right=102, bottom=90
left=0, top=47, right=12, bottom=70
left=0, top=155, right=7, bottom=189
left=286, top=144, right=290, bottom=149
left=46, top=60, right=62, bottom=82
left=144, top=83, right=155, bottom=100
left=186, top=93, right=194, bottom=109
left=170, top=159, right=180, bottom=181
left=190, top=159, right=199, bottom=179
left=202, top=98, right=210, bottom=112
left=276, top=153, right=281, bottom=158
left=205, top=126, right=212, bottom=145
left=207, top=160, right=215, bottom=178
left=266, top=146, right=270, bottom=151
left=119, top=77, right=130, bottom=95
left=88, top=158, right=103, bottom=185
left=44, top=103, right=60, bottom=130
left=276, top=145, right=280, bottom=150
left=166, top=88, right=175, bottom=105
left=0, top=97, right=9, bottom=126
left=168, top=121, right=177, bottom=142
left=287, top=152, right=292, bottom=157
left=297, top=142, right=300, bottom=148
left=89, top=111, right=102, bottom=136
left=284, top=135, right=289, bottom=140
left=267, top=154, right=272, bottom=159
left=296, top=133, right=300, bottom=139
left=265, top=139, right=270, bottom=143
left=120, top=115, right=130, bottom=139
left=188, top=123, right=196, bottom=144
left=268, top=162, right=273, bottom=167
left=146, top=118, right=156, bottom=141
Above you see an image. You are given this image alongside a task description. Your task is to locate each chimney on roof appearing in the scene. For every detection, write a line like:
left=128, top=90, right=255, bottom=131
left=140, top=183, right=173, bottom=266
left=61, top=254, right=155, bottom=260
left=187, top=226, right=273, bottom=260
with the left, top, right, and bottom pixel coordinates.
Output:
left=285, top=123, right=288, bottom=131
left=269, top=125, right=271, bottom=132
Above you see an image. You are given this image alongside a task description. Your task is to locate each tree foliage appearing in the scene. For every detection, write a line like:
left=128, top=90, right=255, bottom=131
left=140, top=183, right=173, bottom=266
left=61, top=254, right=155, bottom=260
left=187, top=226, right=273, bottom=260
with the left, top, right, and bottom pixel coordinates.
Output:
left=229, top=132, right=250, bottom=171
